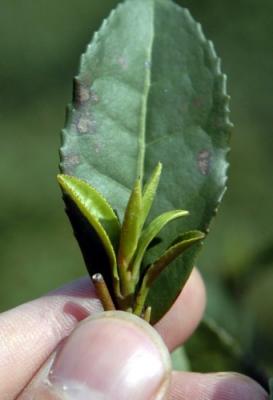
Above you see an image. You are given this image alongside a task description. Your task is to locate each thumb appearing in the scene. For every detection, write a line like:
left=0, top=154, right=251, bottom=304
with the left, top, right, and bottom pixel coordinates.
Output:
left=20, top=311, right=171, bottom=400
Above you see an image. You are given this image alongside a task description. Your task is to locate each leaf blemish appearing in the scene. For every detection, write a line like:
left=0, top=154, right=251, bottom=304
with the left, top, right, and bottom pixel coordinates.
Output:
left=60, top=0, right=231, bottom=323
left=197, top=149, right=211, bottom=175
left=72, top=106, right=97, bottom=134
left=77, top=117, right=90, bottom=133
left=63, top=154, right=80, bottom=167
left=90, top=90, right=99, bottom=103
left=76, top=115, right=97, bottom=134
left=73, top=79, right=90, bottom=107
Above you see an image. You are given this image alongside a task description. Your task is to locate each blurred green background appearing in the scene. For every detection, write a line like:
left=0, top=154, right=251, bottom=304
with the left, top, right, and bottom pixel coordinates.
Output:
left=0, top=0, right=272, bottom=379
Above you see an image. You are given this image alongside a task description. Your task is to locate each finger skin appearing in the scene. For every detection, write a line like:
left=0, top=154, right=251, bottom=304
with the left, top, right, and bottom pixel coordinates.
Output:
left=0, top=278, right=102, bottom=399
left=0, top=269, right=205, bottom=398
left=19, top=312, right=172, bottom=400
left=155, top=268, right=206, bottom=351
left=168, top=371, right=268, bottom=400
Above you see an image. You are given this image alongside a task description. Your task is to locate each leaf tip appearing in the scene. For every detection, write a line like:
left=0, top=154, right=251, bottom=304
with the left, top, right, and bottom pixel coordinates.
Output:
left=57, top=173, right=66, bottom=187
left=156, top=161, right=163, bottom=172
left=179, top=210, right=189, bottom=217
left=194, top=230, right=206, bottom=240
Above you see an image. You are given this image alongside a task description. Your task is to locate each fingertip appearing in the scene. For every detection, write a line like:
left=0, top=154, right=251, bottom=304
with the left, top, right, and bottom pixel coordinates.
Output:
left=169, top=371, right=268, bottom=400
left=21, top=311, right=172, bottom=400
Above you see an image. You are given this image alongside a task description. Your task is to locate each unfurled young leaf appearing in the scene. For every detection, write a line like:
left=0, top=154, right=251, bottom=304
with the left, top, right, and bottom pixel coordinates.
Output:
left=58, top=175, right=120, bottom=245
left=59, top=0, right=231, bottom=322
left=141, top=162, right=162, bottom=228
left=151, top=231, right=205, bottom=278
left=58, top=174, right=121, bottom=296
left=131, top=210, right=189, bottom=282
left=117, top=179, right=142, bottom=283
left=134, top=230, right=204, bottom=316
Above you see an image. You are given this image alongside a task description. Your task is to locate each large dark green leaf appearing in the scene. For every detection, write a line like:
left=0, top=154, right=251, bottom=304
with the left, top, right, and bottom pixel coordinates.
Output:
left=60, top=0, right=231, bottom=322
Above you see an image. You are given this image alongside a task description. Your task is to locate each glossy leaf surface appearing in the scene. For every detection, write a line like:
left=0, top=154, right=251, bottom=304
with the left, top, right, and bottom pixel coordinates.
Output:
left=58, top=174, right=121, bottom=295
left=118, top=179, right=142, bottom=272
left=149, top=230, right=205, bottom=281
left=58, top=175, right=120, bottom=244
left=141, top=162, right=162, bottom=228
left=132, top=210, right=189, bottom=280
left=134, top=229, right=203, bottom=315
left=60, top=0, right=231, bottom=322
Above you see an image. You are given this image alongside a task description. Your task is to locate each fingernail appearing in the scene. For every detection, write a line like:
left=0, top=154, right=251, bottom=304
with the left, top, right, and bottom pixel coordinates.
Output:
left=46, top=311, right=171, bottom=400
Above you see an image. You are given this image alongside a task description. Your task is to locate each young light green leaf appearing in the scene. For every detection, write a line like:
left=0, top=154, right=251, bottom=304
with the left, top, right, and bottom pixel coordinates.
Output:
left=171, top=230, right=205, bottom=246
left=60, top=0, right=231, bottom=322
left=117, top=179, right=142, bottom=276
left=141, top=162, right=162, bottom=227
left=150, top=230, right=205, bottom=280
left=131, top=210, right=189, bottom=280
left=134, top=230, right=203, bottom=315
left=57, top=174, right=121, bottom=295
left=58, top=174, right=120, bottom=243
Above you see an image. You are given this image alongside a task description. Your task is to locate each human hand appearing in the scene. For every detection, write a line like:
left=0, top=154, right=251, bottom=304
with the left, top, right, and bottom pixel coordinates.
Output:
left=0, top=268, right=268, bottom=399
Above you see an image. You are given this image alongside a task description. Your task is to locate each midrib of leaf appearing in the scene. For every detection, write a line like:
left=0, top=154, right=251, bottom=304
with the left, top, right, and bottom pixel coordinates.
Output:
left=137, top=0, right=154, bottom=183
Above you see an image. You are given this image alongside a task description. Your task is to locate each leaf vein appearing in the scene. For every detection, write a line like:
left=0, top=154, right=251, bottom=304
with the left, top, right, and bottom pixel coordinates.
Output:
left=137, top=0, right=154, bottom=182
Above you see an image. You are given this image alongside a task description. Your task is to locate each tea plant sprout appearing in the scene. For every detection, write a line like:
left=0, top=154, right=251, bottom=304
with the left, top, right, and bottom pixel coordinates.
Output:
left=58, top=163, right=204, bottom=322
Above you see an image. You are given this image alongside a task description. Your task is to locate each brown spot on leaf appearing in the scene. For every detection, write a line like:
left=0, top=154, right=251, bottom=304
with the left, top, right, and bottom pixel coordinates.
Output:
left=73, top=78, right=90, bottom=107
left=90, top=90, right=99, bottom=103
left=62, top=154, right=80, bottom=173
left=63, top=154, right=80, bottom=167
left=77, top=117, right=96, bottom=134
left=72, top=111, right=97, bottom=135
left=197, top=150, right=211, bottom=175
left=77, top=118, right=89, bottom=133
